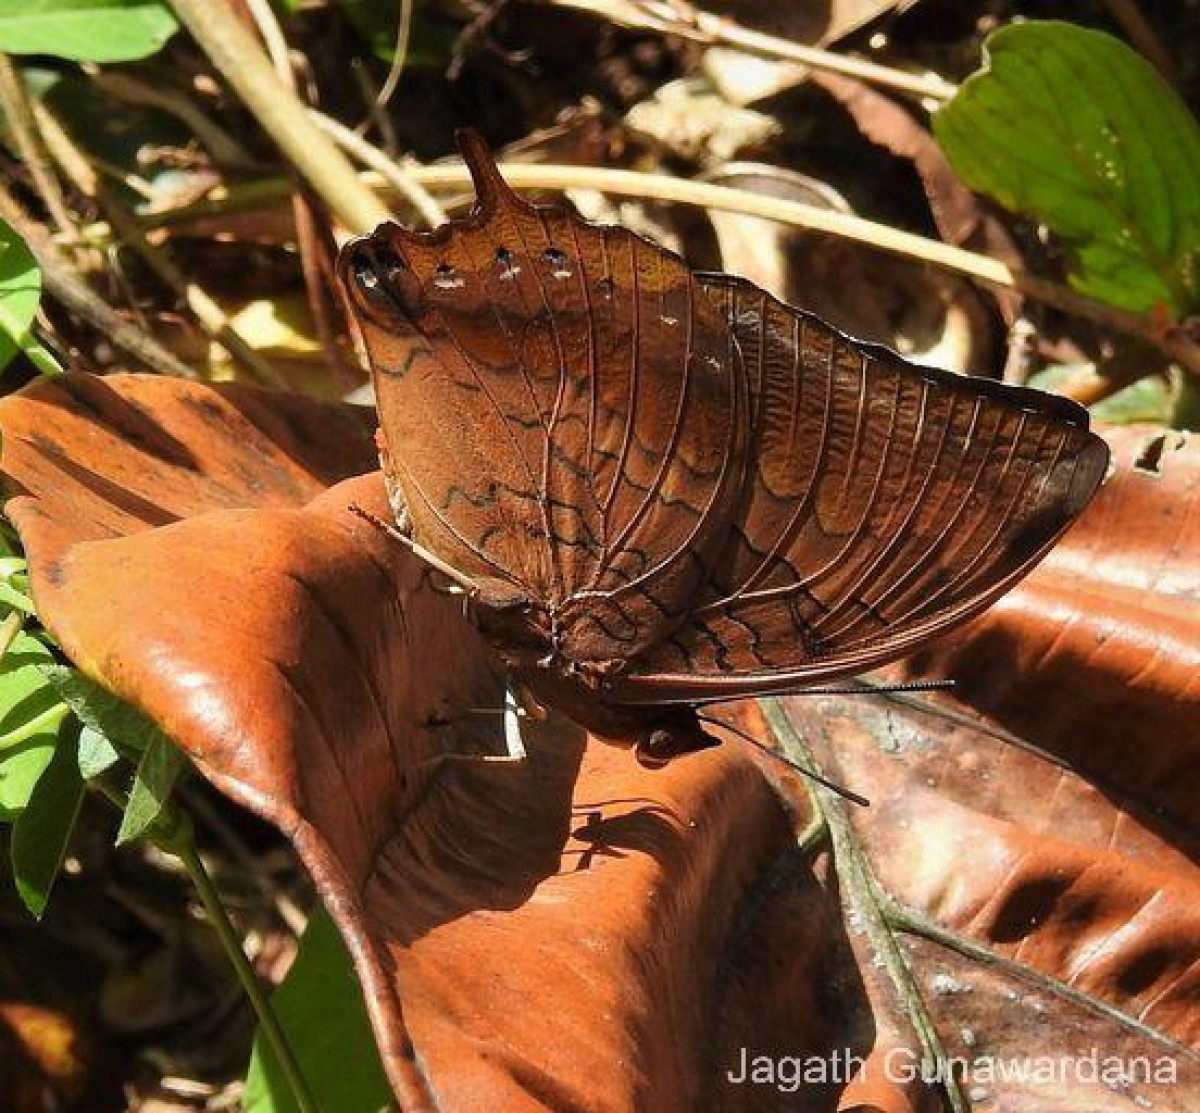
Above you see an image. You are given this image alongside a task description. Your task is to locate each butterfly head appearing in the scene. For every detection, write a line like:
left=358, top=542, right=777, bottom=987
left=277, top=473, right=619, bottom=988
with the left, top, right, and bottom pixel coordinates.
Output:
left=339, top=236, right=430, bottom=336
left=337, top=128, right=527, bottom=335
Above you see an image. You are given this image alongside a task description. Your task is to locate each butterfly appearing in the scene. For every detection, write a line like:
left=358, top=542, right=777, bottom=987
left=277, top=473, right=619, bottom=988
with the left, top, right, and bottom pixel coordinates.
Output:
left=337, top=130, right=1109, bottom=768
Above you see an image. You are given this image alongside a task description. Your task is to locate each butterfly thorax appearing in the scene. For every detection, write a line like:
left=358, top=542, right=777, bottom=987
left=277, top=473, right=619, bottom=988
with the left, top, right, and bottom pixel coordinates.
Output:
left=464, top=586, right=714, bottom=759
left=466, top=588, right=629, bottom=690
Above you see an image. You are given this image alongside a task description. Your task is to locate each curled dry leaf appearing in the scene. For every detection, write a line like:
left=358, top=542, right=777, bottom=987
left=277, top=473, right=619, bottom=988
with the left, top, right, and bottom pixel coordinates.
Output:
left=1, top=374, right=1196, bottom=1111
left=0, top=374, right=828, bottom=1110
left=700, top=162, right=993, bottom=374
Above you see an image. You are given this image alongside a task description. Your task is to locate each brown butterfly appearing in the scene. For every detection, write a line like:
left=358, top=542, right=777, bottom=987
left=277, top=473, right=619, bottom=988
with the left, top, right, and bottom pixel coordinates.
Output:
left=337, top=131, right=1109, bottom=769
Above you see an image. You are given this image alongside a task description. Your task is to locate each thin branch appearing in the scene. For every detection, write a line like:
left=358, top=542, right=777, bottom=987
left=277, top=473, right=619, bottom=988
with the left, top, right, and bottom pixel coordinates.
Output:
left=33, top=100, right=284, bottom=385
left=762, top=700, right=969, bottom=1112
left=169, top=828, right=318, bottom=1113
left=87, top=69, right=258, bottom=173
left=242, top=0, right=357, bottom=385
left=88, top=159, right=1200, bottom=375
left=167, top=0, right=390, bottom=233
left=374, top=0, right=415, bottom=115
left=0, top=182, right=200, bottom=378
left=396, top=161, right=1200, bottom=375
left=0, top=609, right=24, bottom=664
left=548, top=0, right=957, bottom=101
left=1102, top=0, right=1179, bottom=86
left=0, top=55, right=76, bottom=237
left=308, top=110, right=446, bottom=228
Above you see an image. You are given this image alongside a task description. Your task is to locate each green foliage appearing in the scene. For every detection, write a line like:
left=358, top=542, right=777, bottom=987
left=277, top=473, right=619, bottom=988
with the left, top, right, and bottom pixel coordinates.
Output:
left=0, top=216, right=61, bottom=376
left=76, top=723, right=120, bottom=780
left=0, top=523, right=189, bottom=917
left=11, top=718, right=83, bottom=916
left=116, top=729, right=186, bottom=843
left=935, top=21, right=1200, bottom=317
left=0, top=0, right=178, bottom=63
left=44, top=664, right=169, bottom=757
left=42, top=664, right=189, bottom=842
left=0, top=629, right=67, bottom=817
left=244, top=903, right=392, bottom=1113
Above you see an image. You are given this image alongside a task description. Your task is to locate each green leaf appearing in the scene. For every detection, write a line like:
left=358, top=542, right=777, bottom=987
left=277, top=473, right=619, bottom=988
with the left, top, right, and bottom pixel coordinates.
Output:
left=10, top=719, right=83, bottom=917
left=39, top=665, right=187, bottom=841
left=76, top=723, right=120, bottom=780
left=0, top=578, right=36, bottom=615
left=0, top=0, right=178, bottom=63
left=934, top=20, right=1200, bottom=316
left=0, top=629, right=67, bottom=819
left=115, top=730, right=184, bottom=844
left=244, top=903, right=391, bottom=1113
left=0, top=216, right=60, bottom=376
left=41, top=665, right=166, bottom=756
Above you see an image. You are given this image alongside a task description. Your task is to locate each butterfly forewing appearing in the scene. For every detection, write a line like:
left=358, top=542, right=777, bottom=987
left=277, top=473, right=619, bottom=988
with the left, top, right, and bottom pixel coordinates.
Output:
left=609, top=275, right=1110, bottom=701
left=340, top=132, right=748, bottom=664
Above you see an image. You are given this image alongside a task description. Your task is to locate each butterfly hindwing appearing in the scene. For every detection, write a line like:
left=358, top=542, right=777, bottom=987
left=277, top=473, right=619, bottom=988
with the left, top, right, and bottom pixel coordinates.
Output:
left=611, top=275, right=1110, bottom=701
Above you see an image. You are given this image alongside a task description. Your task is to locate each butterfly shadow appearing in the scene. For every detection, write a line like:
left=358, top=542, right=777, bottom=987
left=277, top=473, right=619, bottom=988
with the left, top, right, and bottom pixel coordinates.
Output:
left=561, top=798, right=689, bottom=873
left=361, top=702, right=593, bottom=946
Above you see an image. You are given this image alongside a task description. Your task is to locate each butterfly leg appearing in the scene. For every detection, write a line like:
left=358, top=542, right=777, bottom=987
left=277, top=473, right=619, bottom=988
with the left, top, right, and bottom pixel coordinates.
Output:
left=402, top=728, right=527, bottom=804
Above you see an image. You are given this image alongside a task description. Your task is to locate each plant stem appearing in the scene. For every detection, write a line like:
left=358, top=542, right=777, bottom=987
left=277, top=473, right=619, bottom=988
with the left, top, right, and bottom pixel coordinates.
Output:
left=0, top=609, right=23, bottom=662
left=0, top=55, right=76, bottom=238
left=309, top=110, right=446, bottom=228
left=167, top=0, right=389, bottom=233
left=87, top=69, right=258, bottom=172
left=32, top=100, right=284, bottom=386
left=0, top=188, right=198, bottom=378
left=763, top=700, right=969, bottom=1113
left=86, top=159, right=1200, bottom=376
left=175, top=836, right=320, bottom=1113
left=550, top=0, right=957, bottom=101
left=402, top=161, right=1200, bottom=375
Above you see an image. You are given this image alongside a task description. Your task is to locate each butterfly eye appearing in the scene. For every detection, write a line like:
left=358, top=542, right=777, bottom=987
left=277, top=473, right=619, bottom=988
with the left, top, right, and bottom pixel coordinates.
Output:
left=596, top=277, right=615, bottom=300
left=542, top=248, right=571, bottom=279
left=433, top=262, right=465, bottom=290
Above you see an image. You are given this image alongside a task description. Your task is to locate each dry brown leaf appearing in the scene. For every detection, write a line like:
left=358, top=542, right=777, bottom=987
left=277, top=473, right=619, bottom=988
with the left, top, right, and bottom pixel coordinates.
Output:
left=2, top=374, right=1196, bottom=1111
left=0, top=1002, right=88, bottom=1113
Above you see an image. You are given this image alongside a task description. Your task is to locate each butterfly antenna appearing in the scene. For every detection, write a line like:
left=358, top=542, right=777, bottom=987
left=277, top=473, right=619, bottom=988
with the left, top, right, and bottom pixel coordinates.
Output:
left=697, top=713, right=870, bottom=808
left=347, top=504, right=479, bottom=593
left=692, top=678, right=954, bottom=708
left=799, top=679, right=956, bottom=697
